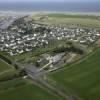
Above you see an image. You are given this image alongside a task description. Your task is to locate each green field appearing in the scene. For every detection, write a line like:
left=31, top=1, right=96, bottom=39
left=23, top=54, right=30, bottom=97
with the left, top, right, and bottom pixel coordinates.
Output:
left=50, top=48, right=100, bottom=100
left=0, top=78, right=59, bottom=100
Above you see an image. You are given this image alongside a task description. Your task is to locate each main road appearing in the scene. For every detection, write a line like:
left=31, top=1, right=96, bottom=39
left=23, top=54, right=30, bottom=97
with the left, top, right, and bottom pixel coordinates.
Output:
left=22, top=63, right=74, bottom=100
left=0, top=54, right=74, bottom=100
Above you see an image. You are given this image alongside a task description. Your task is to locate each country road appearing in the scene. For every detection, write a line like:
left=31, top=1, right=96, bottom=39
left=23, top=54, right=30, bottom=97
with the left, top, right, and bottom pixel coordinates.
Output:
left=0, top=54, right=74, bottom=100
left=28, top=73, right=73, bottom=100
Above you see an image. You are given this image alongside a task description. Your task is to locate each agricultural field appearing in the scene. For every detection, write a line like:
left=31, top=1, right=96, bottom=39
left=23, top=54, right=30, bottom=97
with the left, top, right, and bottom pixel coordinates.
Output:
left=0, top=78, right=60, bottom=100
left=49, top=48, right=100, bottom=100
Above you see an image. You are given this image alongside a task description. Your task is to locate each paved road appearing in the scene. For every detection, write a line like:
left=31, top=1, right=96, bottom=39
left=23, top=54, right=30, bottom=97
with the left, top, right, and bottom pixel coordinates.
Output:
left=23, top=64, right=73, bottom=100
left=28, top=73, right=73, bottom=100
left=0, top=55, right=73, bottom=100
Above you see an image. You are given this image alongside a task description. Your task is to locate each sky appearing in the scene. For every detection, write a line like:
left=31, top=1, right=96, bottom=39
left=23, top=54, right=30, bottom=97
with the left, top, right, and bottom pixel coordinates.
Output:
left=0, top=0, right=99, bottom=2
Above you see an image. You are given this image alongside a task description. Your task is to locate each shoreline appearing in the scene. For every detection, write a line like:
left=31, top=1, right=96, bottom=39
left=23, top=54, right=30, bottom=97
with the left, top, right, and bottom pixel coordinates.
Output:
left=0, top=10, right=100, bottom=16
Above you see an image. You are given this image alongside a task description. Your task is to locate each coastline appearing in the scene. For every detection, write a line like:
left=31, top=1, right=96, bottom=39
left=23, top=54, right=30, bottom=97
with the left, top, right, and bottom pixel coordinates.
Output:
left=0, top=10, right=100, bottom=16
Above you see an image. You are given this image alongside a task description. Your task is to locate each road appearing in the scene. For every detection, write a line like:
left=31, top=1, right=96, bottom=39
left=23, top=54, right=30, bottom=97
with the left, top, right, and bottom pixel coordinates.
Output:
left=12, top=62, right=74, bottom=100
left=0, top=54, right=73, bottom=100
left=27, top=72, right=73, bottom=100
left=23, top=64, right=73, bottom=100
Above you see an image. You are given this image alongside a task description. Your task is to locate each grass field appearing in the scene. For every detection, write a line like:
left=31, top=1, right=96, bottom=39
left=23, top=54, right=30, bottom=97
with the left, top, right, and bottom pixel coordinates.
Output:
left=0, top=78, right=60, bottom=100
left=47, top=13, right=100, bottom=20
left=32, top=13, right=100, bottom=28
left=50, top=48, right=100, bottom=100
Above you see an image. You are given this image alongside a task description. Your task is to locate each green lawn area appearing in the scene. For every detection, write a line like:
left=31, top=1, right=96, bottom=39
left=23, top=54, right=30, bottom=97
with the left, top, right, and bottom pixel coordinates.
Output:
left=0, top=78, right=60, bottom=100
left=0, top=60, right=12, bottom=72
left=50, top=48, right=100, bottom=100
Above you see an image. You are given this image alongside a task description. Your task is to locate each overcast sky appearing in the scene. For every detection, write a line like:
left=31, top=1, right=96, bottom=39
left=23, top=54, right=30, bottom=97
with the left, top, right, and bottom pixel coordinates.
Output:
left=0, top=0, right=99, bottom=2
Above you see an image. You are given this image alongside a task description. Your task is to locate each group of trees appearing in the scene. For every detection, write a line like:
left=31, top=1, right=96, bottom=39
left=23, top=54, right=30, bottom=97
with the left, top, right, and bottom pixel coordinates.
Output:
left=0, top=54, right=12, bottom=64
left=52, top=41, right=86, bottom=54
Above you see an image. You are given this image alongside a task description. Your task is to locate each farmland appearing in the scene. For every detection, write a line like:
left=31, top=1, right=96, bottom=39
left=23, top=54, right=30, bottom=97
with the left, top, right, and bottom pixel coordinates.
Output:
left=49, top=48, right=100, bottom=100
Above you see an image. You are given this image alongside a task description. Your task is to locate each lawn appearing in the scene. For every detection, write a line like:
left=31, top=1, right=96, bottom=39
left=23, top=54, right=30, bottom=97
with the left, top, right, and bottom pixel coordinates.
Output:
left=50, top=48, right=100, bottom=100
left=0, top=78, right=60, bottom=100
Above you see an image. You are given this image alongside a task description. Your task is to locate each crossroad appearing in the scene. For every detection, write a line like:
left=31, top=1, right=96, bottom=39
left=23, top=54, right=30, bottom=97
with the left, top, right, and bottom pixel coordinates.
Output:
left=27, top=70, right=73, bottom=100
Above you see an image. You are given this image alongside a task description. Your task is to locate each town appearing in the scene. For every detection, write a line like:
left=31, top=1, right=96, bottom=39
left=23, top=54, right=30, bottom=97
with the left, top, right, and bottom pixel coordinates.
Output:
left=0, top=16, right=100, bottom=56
left=0, top=0, right=100, bottom=99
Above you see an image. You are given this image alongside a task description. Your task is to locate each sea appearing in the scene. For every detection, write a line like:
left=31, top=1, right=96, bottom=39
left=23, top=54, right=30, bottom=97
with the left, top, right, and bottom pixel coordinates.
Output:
left=0, top=1, right=100, bottom=13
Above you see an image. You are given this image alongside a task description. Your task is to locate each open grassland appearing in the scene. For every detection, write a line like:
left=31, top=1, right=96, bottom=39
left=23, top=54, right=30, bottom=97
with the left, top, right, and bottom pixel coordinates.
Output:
left=50, top=48, right=100, bottom=100
left=32, top=13, right=100, bottom=28
left=0, top=78, right=59, bottom=100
